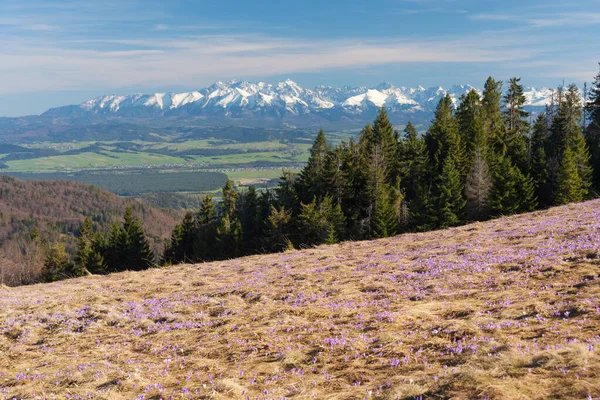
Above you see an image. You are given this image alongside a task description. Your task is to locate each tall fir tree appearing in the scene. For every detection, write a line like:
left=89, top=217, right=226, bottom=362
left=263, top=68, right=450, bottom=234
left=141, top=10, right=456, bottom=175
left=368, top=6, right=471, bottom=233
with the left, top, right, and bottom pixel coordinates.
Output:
left=121, top=205, right=155, bottom=271
left=399, top=122, right=428, bottom=203
left=163, top=222, right=185, bottom=265
left=555, top=147, right=585, bottom=205
left=430, top=156, right=466, bottom=229
left=75, top=217, right=104, bottom=275
left=216, top=180, right=242, bottom=257
left=298, top=197, right=324, bottom=246
left=323, top=145, right=347, bottom=207
left=42, top=242, right=75, bottom=282
left=502, top=77, right=530, bottom=170
left=106, top=220, right=124, bottom=272
left=425, top=95, right=466, bottom=176
left=481, top=77, right=505, bottom=156
left=550, top=84, right=592, bottom=201
left=372, top=107, right=399, bottom=181
left=238, top=186, right=262, bottom=253
left=264, top=205, right=293, bottom=252
left=585, top=64, right=600, bottom=191
left=191, top=195, right=217, bottom=262
left=529, top=114, right=552, bottom=207
left=456, top=89, right=485, bottom=159
left=465, top=146, right=492, bottom=220
left=490, top=157, right=537, bottom=216
left=321, top=195, right=346, bottom=244
left=298, top=129, right=329, bottom=202
left=372, top=185, right=398, bottom=238
left=105, top=206, right=154, bottom=272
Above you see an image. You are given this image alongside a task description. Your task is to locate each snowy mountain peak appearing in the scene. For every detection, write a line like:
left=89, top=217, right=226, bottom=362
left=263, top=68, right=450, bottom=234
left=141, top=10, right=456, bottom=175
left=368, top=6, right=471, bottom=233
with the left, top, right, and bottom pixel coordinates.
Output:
left=44, top=80, right=556, bottom=121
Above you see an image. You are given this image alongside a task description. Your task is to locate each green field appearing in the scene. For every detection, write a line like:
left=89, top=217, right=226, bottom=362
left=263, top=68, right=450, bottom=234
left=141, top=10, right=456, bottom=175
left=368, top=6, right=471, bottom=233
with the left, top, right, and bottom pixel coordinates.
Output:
left=6, top=152, right=188, bottom=172
left=1, top=133, right=352, bottom=196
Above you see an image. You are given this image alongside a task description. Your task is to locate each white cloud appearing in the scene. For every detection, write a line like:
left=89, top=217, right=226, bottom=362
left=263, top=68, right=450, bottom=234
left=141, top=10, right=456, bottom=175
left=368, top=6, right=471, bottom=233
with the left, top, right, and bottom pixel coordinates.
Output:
left=471, top=12, right=600, bottom=28
left=0, top=33, right=540, bottom=94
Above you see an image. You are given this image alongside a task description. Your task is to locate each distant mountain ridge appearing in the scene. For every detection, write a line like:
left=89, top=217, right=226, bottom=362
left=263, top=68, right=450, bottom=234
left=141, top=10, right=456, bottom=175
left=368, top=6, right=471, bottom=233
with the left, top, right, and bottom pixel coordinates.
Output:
left=43, top=80, right=555, bottom=120
left=0, top=80, right=557, bottom=142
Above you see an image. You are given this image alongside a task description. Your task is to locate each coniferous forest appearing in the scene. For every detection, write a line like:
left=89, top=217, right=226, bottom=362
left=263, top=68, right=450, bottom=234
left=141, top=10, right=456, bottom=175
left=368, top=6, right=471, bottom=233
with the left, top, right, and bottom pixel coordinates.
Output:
left=55, top=70, right=600, bottom=279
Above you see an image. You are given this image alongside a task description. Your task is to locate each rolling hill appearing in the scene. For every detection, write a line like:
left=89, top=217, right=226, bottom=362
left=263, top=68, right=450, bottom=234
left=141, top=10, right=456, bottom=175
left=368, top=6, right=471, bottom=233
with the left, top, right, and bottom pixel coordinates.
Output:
left=0, top=175, right=181, bottom=286
left=1, top=199, right=599, bottom=399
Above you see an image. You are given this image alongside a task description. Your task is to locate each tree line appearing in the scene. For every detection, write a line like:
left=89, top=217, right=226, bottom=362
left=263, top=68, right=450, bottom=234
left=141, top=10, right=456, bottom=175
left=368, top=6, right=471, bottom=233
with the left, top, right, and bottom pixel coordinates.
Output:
left=161, top=71, right=599, bottom=265
left=45, top=67, right=600, bottom=280
left=41, top=206, right=155, bottom=281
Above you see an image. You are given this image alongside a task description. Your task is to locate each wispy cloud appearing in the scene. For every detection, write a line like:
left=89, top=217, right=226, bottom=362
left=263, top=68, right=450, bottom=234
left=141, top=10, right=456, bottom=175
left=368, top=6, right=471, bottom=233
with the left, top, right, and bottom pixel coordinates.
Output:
left=0, top=0, right=597, bottom=100
left=471, top=11, right=600, bottom=28
left=0, top=32, right=540, bottom=94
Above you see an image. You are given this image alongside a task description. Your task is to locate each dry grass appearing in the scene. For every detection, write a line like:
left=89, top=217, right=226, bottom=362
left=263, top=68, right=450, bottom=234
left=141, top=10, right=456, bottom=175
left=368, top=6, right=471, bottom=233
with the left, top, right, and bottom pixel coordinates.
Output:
left=2, top=200, right=600, bottom=399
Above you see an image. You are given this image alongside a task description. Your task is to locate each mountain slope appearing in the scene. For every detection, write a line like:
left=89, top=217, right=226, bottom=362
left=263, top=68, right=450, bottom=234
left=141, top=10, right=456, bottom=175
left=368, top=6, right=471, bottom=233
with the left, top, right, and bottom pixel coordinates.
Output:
left=42, top=80, right=550, bottom=119
left=0, top=175, right=181, bottom=285
left=0, top=80, right=558, bottom=142
left=1, top=200, right=599, bottom=398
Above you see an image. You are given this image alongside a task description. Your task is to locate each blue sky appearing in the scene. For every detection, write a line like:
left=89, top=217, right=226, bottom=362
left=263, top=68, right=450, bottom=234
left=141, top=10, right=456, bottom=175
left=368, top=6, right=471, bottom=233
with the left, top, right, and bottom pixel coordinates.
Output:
left=0, top=0, right=599, bottom=116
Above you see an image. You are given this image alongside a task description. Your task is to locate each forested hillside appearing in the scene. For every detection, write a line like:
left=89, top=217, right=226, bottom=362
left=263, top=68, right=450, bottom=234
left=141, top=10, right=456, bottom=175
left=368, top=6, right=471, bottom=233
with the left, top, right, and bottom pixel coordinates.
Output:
left=164, top=73, right=600, bottom=265
left=0, top=176, right=181, bottom=286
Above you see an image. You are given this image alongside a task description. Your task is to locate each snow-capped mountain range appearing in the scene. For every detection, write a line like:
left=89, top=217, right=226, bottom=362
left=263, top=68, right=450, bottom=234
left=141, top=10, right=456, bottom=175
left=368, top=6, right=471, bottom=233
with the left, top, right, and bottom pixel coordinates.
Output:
left=43, top=80, right=555, bottom=121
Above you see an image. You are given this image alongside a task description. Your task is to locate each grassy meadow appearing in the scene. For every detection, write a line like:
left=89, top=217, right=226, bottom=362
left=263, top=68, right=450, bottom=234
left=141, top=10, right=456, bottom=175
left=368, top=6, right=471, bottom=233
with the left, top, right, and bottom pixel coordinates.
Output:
left=1, top=200, right=599, bottom=399
left=0, top=137, right=318, bottom=196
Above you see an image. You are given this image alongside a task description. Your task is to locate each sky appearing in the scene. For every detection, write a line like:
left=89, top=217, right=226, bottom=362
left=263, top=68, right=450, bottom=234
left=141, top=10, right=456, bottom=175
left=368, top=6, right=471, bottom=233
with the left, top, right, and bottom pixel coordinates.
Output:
left=0, top=0, right=599, bottom=117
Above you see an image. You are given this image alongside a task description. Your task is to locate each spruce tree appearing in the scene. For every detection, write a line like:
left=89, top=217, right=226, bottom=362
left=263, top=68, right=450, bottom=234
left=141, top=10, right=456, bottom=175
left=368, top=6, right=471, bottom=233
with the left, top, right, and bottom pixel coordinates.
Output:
left=42, top=243, right=74, bottom=282
left=400, top=121, right=428, bottom=203
left=163, top=223, right=184, bottom=265
left=372, top=107, right=399, bottom=180
left=425, top=95, right=466, bottom=176
left=489, top=157, right=536, bottom=216
left=515, top=171, right=538, bottom=213
left=163, top=211, right=198, bottom=264
left=239, top=186, right=261, bottom=253
left=502, top=77, right=530, bottom=170
left=198, top=195, right=216, bottom=225
left=264, top=205, right=292, bottom=252
left=457, top=89, right=485, bottom=159
left=298, top=197, right=323, bottom=246
left=572, top=132, right=592, bottom=198
left=340, top=138, right=366, bottom=235
left=431, top=156, right=465, bottom=228
left=121, top=205, right=155, bottom=271
left=555, top=147, right=585, bottom=204
left=363, top=140, right=401, bottom=238
left=586, top=64, right=600, bottom=191
left=321, top=195, right=346, bottom=243
left=410, top=183, right=434, bottom=231
left=323, top=145, right=347, bottom=207
left=75, top=217, right=104, bottom=275
left=74, top=218, right=94, bottom=274
left=275, top=170, right=300, bottom=216
left=298, top=130, right=329, bottom=202
left=105, top=206, right=154, bottom=272
left=530, top=114, right=552, bottom=207
left=106, top=221, right=124, bottom=272
left=192, top=195, right=217, bottom=261
left=216, top=180, right=242, bottom=257
left=481, top=77, right=505, bottom=156
left=465, top=146, right=492, bottom=220
left=372, top=186, right=398, bottom=238
left=489, top=157, right=519, bottom=216
left=550, top=84, right=592, bottom=201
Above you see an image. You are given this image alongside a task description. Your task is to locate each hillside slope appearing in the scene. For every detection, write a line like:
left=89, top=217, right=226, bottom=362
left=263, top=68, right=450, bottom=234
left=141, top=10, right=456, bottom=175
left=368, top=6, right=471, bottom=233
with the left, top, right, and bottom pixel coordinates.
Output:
left=0, top=175, right=181, bottom=285
left=1, top=200, right=600, bottom=399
